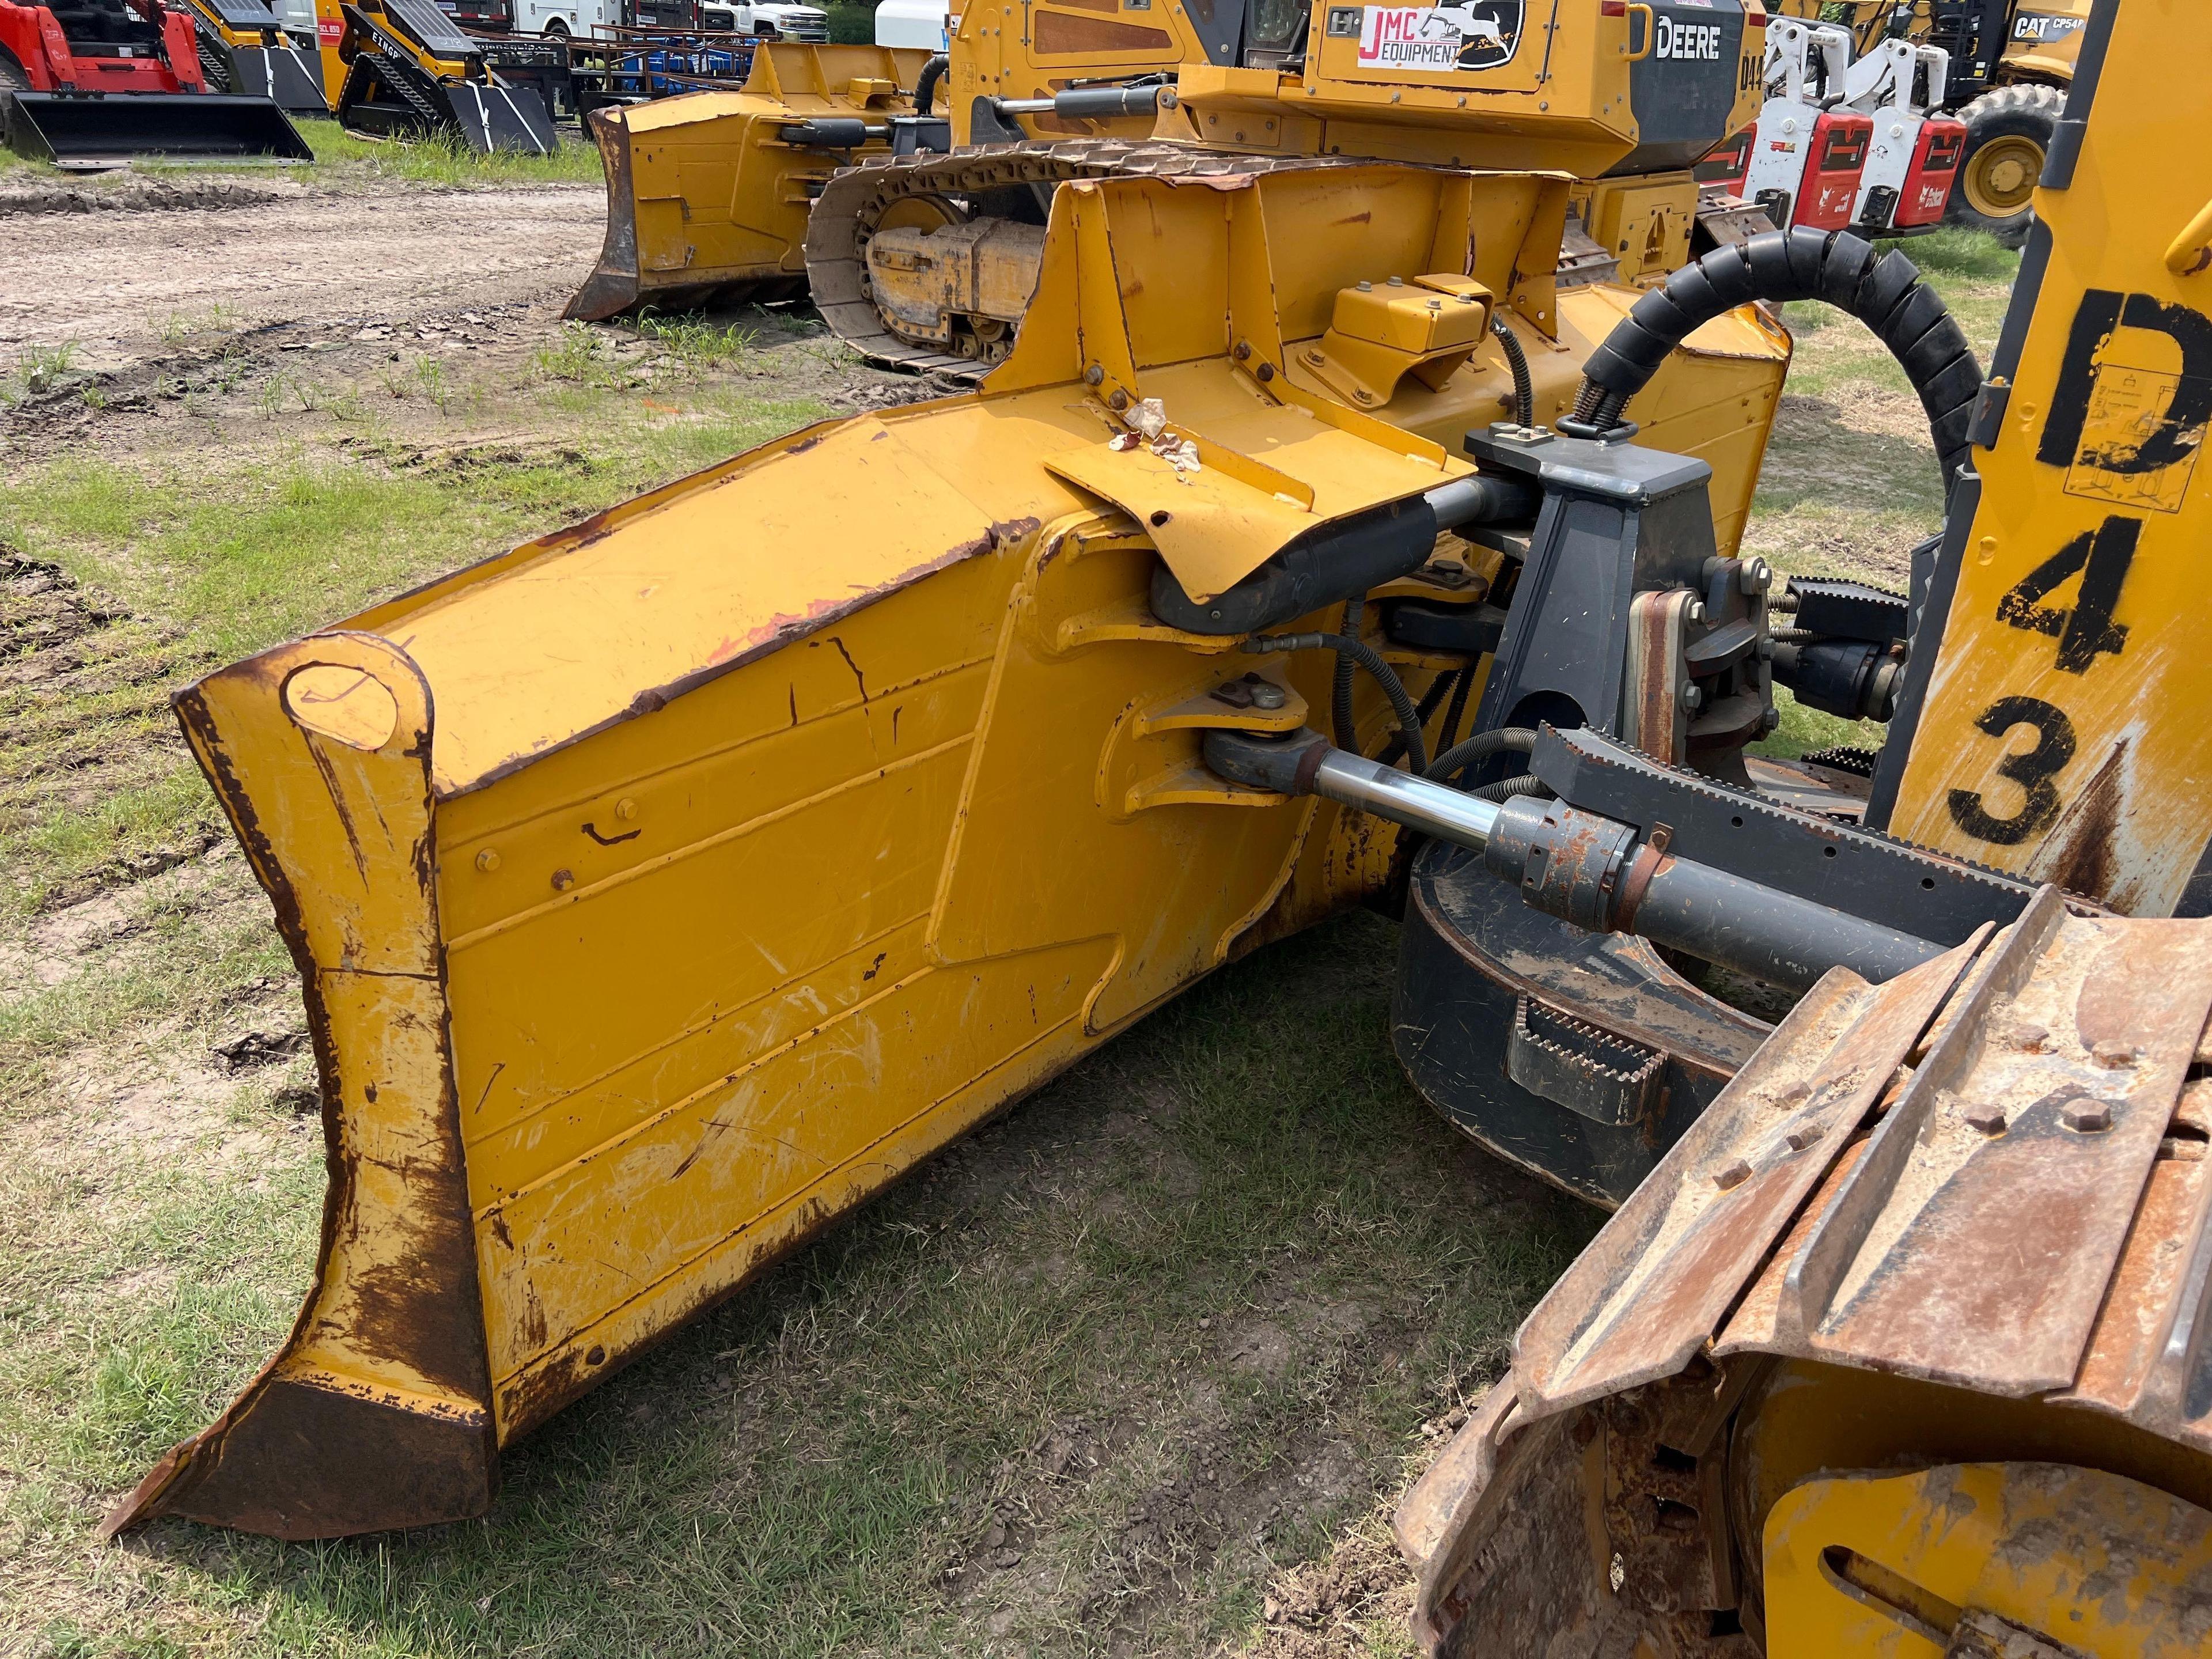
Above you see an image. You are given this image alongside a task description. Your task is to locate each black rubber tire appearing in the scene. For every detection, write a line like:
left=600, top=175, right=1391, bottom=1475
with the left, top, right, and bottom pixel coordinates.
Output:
left=1945, top=83, right=2065, bottom=250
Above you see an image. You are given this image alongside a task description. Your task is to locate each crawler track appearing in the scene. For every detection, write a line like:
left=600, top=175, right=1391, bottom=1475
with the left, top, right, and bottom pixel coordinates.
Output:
left=805, top=139, right=1357, bottom=380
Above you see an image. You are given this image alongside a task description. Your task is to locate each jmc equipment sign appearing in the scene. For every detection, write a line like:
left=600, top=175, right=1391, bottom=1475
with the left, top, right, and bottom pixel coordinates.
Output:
left=1349, top=2, right=1521, bottom=71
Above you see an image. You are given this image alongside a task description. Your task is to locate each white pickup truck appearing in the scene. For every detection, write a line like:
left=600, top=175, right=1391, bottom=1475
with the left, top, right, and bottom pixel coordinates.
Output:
left=696, top=1, right=829, bottom=40
left=873, top=0, right=946, bottom=48
left=512, top=0, right=613, bottom=35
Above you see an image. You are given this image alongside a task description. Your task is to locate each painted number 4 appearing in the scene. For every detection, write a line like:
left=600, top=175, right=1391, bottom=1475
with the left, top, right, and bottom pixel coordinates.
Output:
left=1994, top=514, right=2139, bottom=675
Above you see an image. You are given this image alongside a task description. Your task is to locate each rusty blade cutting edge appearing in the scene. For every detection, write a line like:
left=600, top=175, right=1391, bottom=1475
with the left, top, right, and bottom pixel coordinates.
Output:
left=1779, top=892, right=2212, bottom=1395
left=1509, top=932, right=1984, bottom=1421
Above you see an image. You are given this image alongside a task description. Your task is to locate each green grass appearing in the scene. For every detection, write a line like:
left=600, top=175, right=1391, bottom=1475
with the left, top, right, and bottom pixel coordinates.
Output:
left=288, top=120, right=605, bottom=189
left=4, top=343, right=84, bottom=409
left=0, top=913, right=1588, bottom=1659
left=635, top=311, right=763, bottom=371
left=0, top=380, right=826, bottom=919
left=7, top=119, right=601, bottom=191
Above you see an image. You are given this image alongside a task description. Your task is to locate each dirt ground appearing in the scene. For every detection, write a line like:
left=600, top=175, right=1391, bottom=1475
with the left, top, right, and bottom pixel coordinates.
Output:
left=2, top=183, right=605, bottom=351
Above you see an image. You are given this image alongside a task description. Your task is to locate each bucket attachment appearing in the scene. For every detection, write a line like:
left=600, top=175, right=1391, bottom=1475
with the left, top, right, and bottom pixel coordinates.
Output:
left=566, top=44, right=931, bottom=321
left=231, top=44, right=328, bottom=115
left=2, top=89, right=313, bottom=168
left=336, top=52, right=553, bottom=153
left=442, top=81, right=556, bottom=153
left=105, top=161, right=1582, bottom=1539
left=190, top=0, right=329, bottom=113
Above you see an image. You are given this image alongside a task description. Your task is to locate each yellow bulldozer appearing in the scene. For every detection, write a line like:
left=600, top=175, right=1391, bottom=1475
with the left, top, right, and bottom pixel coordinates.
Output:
left=100, top=0, right=2212, bottom=1649
left=565, top=0, right=1777, bottom=340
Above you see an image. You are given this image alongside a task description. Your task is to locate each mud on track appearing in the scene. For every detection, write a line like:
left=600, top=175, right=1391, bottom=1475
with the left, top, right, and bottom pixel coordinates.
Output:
left=0, top=184, right=608, bottom=352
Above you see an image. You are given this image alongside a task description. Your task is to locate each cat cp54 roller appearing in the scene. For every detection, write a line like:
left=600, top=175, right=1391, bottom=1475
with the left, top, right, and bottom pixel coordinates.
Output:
left=105, top=0, right=2212, bottom=1650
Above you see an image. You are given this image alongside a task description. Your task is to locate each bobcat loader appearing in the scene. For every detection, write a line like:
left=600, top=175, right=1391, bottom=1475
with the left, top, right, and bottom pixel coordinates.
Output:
left=1774, top=0, right=2094, bottom=246
left=105, top=0, right=2212, bottom=1650
left=0, top=0, right=313, bottom=165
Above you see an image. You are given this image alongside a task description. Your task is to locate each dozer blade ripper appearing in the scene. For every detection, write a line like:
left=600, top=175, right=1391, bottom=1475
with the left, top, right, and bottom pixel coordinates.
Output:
left=566, top=44, right=932, bottom=322
left=5, top=90, right=313, bottom=168
left=108, top=161, right=1687, bottom=1539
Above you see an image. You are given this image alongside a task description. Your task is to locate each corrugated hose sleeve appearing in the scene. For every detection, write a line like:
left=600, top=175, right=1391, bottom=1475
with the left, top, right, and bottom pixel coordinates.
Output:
left=1571, top=227, right=1983, bottom=502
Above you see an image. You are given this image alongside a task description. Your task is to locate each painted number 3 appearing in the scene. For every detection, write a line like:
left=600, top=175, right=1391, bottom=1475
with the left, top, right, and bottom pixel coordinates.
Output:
left=1946, top=695, right=2077, bottom=846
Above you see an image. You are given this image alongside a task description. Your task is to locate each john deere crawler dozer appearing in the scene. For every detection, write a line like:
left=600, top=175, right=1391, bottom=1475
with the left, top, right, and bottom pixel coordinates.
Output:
left=107, top=0, right=2212, bottom=1649
left=567, top=0, right=1773, bottom=333
left=106, top=65, right=1796, bottom=1538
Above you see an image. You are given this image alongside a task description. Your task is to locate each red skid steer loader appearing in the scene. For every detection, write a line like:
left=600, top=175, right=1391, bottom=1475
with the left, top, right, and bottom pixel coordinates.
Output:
left=0, top=0, right=312, bottom=166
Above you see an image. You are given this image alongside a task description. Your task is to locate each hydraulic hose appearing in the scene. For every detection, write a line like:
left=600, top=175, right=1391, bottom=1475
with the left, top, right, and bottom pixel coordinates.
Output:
left=1377, top=664, right=1465, bottom=769
left=1569, top=227, right=1983, bottom=502
left=1245, top=631, right=1427, bottom=776
left=1491, top=315, right=1534, bottom=428
left=1472, top=772, right=1550, bottom=804
left=1438, top=665, right=1474, bottom=759
left=1331, top=596, right=1363, bottom=754
left=1426, top=725, right=1537, bottom=786
left=913, top=52, right=948, bottom=115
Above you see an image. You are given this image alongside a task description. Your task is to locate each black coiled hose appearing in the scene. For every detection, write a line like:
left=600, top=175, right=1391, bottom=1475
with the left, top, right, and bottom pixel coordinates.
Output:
left=1568, top=227, right=1983, bottom=503
left=1472, top=772, right=1550, bottom=803
left=913, top=52, right=949, bottom=115
left=1491, top=315, right=1534, bottom=429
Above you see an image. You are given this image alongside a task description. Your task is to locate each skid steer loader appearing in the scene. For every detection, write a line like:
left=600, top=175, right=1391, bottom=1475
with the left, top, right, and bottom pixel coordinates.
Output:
left=100, top=3, right=2212, bottom=1649
left=565, top=0, right=1771, bottom=331
left=313, top=0, right=556, bottom=151
left=0, top=0, right=313, bottom=164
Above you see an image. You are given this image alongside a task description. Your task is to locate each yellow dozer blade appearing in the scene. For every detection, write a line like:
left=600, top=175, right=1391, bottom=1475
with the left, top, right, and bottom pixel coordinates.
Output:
left=101, top=164, right=1502, bottom=1537
left=566, top=43, right=932, bottom=323
left=107, top=156, right=1787, bottom=1539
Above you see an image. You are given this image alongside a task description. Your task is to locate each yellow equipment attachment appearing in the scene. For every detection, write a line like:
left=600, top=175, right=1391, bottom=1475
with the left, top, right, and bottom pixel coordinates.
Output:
left=1877, top=3, right=2207, bottom=917
left=567, top=44, right=933, bottom=322
left=104, top=158, right=1789, bottom=1540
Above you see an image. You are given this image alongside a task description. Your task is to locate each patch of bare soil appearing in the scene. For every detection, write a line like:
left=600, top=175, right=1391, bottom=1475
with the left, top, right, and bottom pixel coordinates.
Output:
left=0, top=173, right=306, bottom=219
left=1247, top=1507, right=1419, bottom=1657
left=0, top=184, right=608, bottom=353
